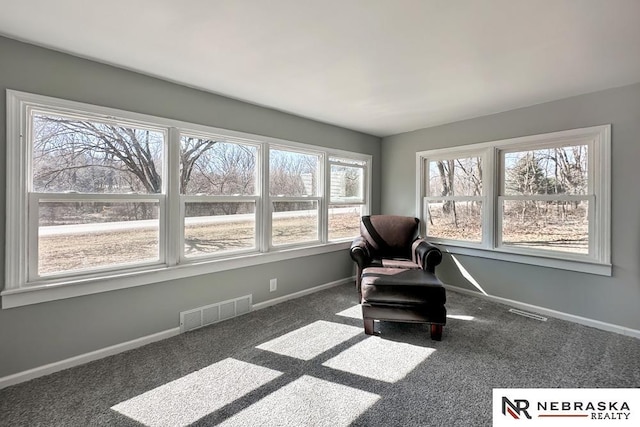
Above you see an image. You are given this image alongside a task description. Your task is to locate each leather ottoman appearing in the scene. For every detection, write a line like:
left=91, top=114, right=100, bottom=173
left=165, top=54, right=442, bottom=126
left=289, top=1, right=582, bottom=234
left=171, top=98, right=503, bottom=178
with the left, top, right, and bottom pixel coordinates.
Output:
left=360, top=267, right=447, bottom=340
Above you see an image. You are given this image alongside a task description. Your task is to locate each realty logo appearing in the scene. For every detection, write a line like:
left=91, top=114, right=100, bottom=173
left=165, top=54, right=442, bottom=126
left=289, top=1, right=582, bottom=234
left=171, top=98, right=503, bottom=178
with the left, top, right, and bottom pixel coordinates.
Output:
left=502, top=396, right=532, bottom=420
left=494, top=388, right=639, bottom=426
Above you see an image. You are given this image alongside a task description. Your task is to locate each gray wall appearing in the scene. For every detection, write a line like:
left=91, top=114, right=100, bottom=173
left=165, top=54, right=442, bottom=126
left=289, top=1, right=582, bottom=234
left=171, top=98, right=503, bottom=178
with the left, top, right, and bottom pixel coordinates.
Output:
left=0, top=36, right=381, bottom=378
left=382, top=83, right=640, bottom=330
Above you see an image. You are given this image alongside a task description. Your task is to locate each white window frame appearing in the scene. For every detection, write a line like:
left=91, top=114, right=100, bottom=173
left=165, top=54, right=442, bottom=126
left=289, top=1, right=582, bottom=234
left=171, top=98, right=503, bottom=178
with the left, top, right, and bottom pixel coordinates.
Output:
left=268, top=145, right=324, bottom=249
left=178, top=129, right=262, bottom=262
left=420, top=150, right=488, bottom=248
left=416, top=125, right=611, bottom=276
left=328, top=156, right=367, bottom=205
left=30, top=194, right=166, bottom=281
left=3, top=90, right=372, bottom=308
left=326, top=156, right=369, bottom=242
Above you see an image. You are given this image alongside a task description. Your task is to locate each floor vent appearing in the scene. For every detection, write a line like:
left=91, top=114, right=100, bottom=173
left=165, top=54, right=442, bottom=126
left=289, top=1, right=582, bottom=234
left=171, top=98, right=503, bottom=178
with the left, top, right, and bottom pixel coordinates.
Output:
left=180, top=295, right=252, bottom=333
left=508, top=308, right=547, bottom=322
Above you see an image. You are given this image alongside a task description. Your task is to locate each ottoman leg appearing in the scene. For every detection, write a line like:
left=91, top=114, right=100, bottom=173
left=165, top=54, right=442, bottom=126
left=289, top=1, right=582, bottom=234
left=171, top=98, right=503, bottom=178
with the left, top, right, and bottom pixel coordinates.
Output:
left=364, top=318, right=375, bottom=335
left=430, top=324, right=443, bottom=341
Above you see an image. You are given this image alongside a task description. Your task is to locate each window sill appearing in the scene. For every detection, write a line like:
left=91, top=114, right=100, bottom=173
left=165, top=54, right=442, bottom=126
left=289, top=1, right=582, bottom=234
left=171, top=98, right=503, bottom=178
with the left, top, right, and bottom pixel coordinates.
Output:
left=1, top=241, right=352, bottom=309
left=438, top=244, right=612, bottom=276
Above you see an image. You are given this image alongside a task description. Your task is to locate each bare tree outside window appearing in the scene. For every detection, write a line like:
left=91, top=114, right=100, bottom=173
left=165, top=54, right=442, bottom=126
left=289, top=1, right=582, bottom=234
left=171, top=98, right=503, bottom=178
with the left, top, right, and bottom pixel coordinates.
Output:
left=180, top=136, right=259, bottom=258
left=26, top=106, right=370, bottom=274
left=269, top=149, right=318, bottom=197
left=270, top=149, right=320, bottom=245
left=33, top=113, right=164, bottom=195
left=180, top=138, right=256, bottom=197
left=416, top=125, right=609, bottom=272
left=502, top=145, right=589, bottom=253
left=426, top=157, right=483, bottom=241
left=32, top=112, right=169, bottom=274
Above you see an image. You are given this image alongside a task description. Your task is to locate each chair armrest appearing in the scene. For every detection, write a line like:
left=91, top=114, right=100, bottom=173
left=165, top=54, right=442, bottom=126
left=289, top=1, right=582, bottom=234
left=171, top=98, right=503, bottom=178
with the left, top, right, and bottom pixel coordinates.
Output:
left=350, top=236, right=372, bottom=269
left=413, top=239, right=442, bottom=273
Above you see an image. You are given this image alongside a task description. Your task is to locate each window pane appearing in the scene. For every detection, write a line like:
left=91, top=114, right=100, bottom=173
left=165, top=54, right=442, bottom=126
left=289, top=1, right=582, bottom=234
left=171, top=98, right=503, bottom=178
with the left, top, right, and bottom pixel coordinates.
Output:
left=426, top=200, right=482, bottom=242
left=38, top=201, right=159, bottom=275
left=428, top=157, right=482, bottom=197
left=179, top=136, right=257, bottom=196
left=272, top=201, right=319, bottom=246
left=330, top=164, right=364, bottom=203
left=184, top=202, right=256, bottom=257
left=328, top=205, right=362, bottom=241
left=270, top=149, right=319, bottom=196
left=501, top=200, right=588, bottom=253
left=503, top=145, right=588, bottom=195
left=32, top=112, right=164, bottom=194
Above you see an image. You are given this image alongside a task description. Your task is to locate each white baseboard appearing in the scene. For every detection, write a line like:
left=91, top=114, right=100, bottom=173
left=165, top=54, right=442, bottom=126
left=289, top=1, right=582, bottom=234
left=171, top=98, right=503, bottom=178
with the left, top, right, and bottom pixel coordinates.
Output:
left=0, top=277, right=356, bottom=390
left=445, top=284, right=640, bottom=340
left=0, top=327, right=181, bottom=390
left=252, top=276, right=355, bottom=311
left=3, top=279, right=634, bottom=390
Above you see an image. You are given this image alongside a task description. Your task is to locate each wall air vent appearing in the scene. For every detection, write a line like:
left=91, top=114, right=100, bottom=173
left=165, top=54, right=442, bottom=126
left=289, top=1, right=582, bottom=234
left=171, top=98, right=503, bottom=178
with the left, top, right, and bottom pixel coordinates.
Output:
left=508, top=308, right=548, bottom=322
left=180, top=295, right=252, bottom=333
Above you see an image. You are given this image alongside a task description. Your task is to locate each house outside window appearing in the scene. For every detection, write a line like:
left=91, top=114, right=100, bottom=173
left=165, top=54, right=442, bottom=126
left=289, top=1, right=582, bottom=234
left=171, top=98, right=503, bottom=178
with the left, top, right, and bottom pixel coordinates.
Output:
left=416, top=125, right=611, bottom=275
left=269, top=147, right=321, bottom=247
left=328, top=157, right=367, bottom=241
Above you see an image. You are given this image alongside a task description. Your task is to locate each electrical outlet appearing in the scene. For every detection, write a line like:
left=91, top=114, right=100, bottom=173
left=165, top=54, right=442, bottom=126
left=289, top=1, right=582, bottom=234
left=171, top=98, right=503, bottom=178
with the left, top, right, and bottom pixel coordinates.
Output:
left=269, top=278, right=277, bottom=292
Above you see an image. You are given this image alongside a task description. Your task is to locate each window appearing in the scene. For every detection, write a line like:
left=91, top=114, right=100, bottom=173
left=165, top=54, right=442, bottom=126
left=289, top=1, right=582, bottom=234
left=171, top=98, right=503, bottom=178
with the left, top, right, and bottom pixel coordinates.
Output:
left=417, top=125, right=611, bottom=275
left=30, top=110, right=166, bottom=279
left=328, top=157, right=367, bottom=241
left=424, top=155, right=484, bottom=243
left=4, top=91, right=371, bottom=307
left=500, top=144, right=589, bottom=254
left=180, top=133, right=259, bottom=259
left=269, top=148, right=321, bottom=247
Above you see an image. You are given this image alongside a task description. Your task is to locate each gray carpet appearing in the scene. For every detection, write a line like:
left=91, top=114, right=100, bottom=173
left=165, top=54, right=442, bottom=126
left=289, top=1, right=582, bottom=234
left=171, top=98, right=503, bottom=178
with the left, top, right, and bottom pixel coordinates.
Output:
left=1, top=284, right=639, bottom=426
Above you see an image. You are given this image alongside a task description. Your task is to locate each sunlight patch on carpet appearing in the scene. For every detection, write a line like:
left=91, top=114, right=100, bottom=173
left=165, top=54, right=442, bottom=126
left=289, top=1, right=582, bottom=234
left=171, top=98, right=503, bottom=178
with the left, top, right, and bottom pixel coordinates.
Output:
left=256, top=320, right=362, bottom=361
left=322, top=336, right=435, bottom=383
left=335, top=304, right=362, bottom=319
left=217, top=375, right=380, bottom=427
left=447, top=314, right=475, bottom=321
left=111, top=358, right=282, bottom=426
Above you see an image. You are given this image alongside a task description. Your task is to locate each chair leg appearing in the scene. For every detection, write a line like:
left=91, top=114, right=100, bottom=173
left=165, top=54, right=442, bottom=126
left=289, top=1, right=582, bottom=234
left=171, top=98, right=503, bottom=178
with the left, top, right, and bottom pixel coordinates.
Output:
left=364, top=318, right=375, bottom=335
left=430, top=324, right=443, bottom=341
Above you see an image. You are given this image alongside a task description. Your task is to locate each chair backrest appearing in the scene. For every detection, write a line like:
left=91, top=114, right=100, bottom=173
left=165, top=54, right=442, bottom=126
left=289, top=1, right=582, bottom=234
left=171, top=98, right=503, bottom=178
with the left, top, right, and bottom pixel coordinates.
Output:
left=360, top=215, right=419, bottom=259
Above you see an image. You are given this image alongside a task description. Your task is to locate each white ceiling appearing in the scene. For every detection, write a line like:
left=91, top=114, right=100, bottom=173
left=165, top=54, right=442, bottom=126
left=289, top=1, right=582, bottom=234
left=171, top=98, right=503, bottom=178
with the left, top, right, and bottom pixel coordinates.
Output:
left=1, top=0, right=639, bottom=137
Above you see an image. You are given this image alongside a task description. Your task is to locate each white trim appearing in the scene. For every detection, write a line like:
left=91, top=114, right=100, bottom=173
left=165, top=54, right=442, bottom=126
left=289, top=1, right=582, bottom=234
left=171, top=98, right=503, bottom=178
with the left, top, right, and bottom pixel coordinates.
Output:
left=5, top=91, right=28, bottom=290
left=445, top=285, right=639, bottom=339
left=416, top=125, right=611, bottom=158
left=416, top=125, right=611, bottom=273
left=166, top=127, right=181, bottom=266
left=0, top=275, right=355, bottom=389
left=1, top=242, right=352, bottom=308
left=252, top=276, right=354, bottom=311
left=0, top=327, right=181, bottom=390
left=4, top=90, right=372, bottom=306
left=441, top=245, right=611, bottom=276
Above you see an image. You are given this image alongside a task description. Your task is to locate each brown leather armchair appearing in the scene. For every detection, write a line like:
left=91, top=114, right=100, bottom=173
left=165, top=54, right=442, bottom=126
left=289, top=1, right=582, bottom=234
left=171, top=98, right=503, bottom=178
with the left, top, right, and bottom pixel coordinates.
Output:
left=350, top=215, right=443, bottom=292
left=349, top=215, right=447, bottom=340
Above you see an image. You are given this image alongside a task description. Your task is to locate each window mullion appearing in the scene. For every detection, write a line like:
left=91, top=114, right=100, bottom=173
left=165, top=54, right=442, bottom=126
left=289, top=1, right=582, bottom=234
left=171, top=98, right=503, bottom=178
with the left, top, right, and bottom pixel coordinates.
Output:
left=261, top=144, right=271, bottom=252
left=483, top=148, right=495, bottom=250
left=166, top=127, right=181, bottom=266
left=6, top=90, right=372, bottom=298
left=321, top=154, right=328, bottom=243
